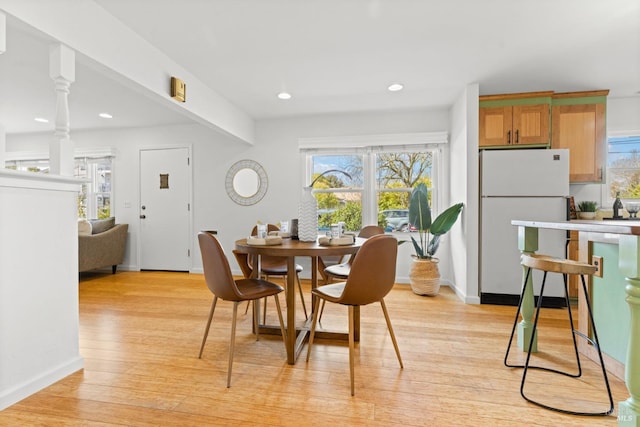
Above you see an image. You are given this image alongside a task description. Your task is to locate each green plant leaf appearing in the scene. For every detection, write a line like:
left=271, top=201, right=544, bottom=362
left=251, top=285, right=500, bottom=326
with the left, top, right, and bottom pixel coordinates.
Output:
left=429, top=203, right=464, bottom=236
left=427, top=235, right=441, bottom=257
left=408, top=183, right=431, bottom=231
left=410, top=236, right=424, bottom=258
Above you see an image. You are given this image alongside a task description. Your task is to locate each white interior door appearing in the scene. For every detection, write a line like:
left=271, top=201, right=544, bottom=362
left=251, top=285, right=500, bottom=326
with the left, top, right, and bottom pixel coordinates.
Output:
left=140, top=147, right=191, bottom=271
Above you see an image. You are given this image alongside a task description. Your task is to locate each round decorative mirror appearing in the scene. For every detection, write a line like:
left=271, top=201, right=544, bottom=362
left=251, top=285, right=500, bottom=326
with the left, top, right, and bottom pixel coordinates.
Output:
left=225, top=159, right=268, bottom=206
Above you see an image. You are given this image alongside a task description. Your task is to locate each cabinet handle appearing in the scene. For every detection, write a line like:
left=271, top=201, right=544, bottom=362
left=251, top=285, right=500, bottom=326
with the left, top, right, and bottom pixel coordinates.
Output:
left=515, top=129, right=519, bottom=144
left=507, top=130, right=511, bottom=144
left=598, top=167, right=603, bottom=180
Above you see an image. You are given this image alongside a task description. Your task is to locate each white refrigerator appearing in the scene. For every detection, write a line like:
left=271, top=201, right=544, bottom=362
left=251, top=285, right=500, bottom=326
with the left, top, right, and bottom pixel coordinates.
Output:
left=480, top=149, right=570, bottom=305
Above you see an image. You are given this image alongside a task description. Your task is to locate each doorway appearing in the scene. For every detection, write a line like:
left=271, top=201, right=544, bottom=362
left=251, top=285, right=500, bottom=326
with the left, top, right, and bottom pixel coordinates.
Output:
left=139, top=147, right=192, bottom=271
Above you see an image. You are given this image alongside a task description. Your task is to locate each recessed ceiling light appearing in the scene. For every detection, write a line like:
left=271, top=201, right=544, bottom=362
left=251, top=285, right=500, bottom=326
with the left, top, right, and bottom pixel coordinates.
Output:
left=277, top=92, right=292, bottom=100
left=98, top=113, right=113, bottom=119
left=388, top=83, right=404, bottom=92
left=34, top=117, right=49, bottom=123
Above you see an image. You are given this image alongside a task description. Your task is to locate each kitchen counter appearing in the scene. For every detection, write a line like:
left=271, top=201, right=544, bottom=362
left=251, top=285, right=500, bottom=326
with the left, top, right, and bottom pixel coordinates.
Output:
left=512, top=219, right=639, bottom=425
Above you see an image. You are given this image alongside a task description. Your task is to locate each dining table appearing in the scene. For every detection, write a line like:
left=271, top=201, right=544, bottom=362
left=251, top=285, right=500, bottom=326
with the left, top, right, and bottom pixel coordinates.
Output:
left=234, top=236, right=366, bottom=364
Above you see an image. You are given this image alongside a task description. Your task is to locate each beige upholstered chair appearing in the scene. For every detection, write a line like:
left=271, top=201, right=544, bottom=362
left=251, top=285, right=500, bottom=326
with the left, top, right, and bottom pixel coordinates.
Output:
left=306, top=234, right=403, bottom=395
left=318, top=225, right=385, bottom=321
left=197, top=232, right=286, bottom=388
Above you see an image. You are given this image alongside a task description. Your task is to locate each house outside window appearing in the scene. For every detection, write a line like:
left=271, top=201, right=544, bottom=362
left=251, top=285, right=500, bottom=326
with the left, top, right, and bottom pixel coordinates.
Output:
left=607, top=133, right=640, bottom=203
left=5, top=150, right=114, bottom=219
left=300, top=132, right=445, bottom=233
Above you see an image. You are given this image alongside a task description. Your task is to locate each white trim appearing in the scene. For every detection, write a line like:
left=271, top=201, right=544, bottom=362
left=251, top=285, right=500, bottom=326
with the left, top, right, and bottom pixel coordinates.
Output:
left=298, top=131, right=448, bottom=149
left=6, top=147, right=116, bottom=161
left=608, top=129, right=640, bottom=138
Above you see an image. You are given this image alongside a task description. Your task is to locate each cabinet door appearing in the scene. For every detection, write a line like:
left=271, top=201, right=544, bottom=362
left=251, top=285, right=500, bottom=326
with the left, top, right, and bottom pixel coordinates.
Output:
left=479, top=107, right=512, bottom=147
left=552, top=103, right=605, bottom=182
left=513, top=104, right=550, bottom=145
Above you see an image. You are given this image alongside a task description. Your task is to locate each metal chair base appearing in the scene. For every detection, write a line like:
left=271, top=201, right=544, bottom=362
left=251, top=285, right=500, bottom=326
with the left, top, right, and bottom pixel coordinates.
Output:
left=504, top=268, right=614, bottom=416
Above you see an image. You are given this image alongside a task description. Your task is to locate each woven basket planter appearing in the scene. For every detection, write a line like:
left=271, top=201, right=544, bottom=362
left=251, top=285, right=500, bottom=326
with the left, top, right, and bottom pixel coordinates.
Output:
left=409, top=257, right=440, bottom=296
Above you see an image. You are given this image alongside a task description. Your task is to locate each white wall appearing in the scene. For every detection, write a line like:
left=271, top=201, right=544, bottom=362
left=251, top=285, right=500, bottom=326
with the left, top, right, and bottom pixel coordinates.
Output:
left=449, top=84, right=480, bottom=303
left=7, top=108, right=454, bottom=285
left=0, top=171, right=84, bottom=410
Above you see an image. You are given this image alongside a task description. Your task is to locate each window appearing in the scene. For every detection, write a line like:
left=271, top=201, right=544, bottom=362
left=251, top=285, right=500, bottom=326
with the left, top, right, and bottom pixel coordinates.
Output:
left=75, top=157, right=113, bottom=219
left=5, top=151, right=114, bottom=219
left=301, top=133, right=445, bottom=233
left=607, top=134, right=640, bottom=201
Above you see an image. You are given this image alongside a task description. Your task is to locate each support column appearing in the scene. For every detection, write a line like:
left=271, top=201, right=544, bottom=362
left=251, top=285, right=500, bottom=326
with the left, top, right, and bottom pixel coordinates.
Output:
left=48, top=44, right=75, bottom=176
left=0, top=12, right=6, bottom=54
left=1, top=13, right=5, bottom=167
left=0, top=126, right=5, bottom=167
left=617, top=235, right=640, bottom=426
left=517, top=226, right=539, bottom=351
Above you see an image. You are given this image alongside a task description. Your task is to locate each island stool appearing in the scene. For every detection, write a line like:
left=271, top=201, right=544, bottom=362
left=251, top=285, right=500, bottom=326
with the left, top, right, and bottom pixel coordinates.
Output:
left=504, top=253, right=614, bottom=416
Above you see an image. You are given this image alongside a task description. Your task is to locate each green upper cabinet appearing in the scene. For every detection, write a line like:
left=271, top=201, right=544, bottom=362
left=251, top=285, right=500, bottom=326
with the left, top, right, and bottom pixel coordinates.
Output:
left=551, top=90, right=609, bottom=183
left=479, top=91, right=553, bottom=149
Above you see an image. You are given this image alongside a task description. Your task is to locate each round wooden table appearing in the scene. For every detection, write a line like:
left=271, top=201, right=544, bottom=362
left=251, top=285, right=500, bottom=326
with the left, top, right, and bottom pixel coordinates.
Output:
left=234, top=237, right=365, bottom=364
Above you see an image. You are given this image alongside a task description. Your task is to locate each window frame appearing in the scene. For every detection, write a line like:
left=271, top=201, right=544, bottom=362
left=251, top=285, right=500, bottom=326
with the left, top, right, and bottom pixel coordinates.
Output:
left=604, top=130, right=640, bottom=206
left=299, top=132, right=447, bottom=232
left=5, top=148, right=116, bottom=219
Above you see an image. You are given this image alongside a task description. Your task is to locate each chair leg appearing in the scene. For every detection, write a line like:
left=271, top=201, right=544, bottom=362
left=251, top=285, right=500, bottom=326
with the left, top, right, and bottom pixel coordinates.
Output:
left=296, top=273, right=308, bottom=320
left=504, top=267, right=532, bottom=367
left=578, top=274, right=614, bottom=415
left=254, top=299, right=260, bottom=341
left=348, top=305, right=356, bottom=396
left=199, top=296, right=218, bottom=358
left=227, top=302, right=239, bottom=388
left=306, top=297, right=322, bottom=362
left=272, top=294, right=287, bottom=352
left=318, top=300, right=327, bottom=324
left=380, top=299, right=403, bottom=369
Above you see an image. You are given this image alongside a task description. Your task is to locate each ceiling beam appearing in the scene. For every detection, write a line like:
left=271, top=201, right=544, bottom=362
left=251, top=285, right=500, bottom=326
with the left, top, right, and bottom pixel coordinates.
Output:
left=0, top=0, right=255, bottom=144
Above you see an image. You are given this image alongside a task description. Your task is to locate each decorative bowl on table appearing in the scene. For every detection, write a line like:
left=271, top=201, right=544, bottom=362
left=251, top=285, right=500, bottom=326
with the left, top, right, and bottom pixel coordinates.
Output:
left=627, top=203, right=640, bottom=219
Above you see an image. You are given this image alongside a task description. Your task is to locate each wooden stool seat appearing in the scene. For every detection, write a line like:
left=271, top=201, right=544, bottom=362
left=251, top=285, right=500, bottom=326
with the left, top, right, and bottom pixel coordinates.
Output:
left=520, top=254, right=596, bottom=276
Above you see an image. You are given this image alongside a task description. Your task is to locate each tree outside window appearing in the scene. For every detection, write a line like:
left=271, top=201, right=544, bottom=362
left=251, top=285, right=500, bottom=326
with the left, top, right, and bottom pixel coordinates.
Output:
left=608, top=135, right=640, bottom=199
left=309, top=150, right=435, bottom=232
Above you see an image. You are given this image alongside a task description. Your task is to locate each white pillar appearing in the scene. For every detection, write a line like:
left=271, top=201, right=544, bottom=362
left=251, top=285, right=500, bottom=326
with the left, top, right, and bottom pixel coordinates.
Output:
left=0, top=125, right=5, bottom=167
left=49, top=44, right=75, bottom=176
left=1, top=14, right=5, bottom=166
left=0, top=12, right=6, bottom=54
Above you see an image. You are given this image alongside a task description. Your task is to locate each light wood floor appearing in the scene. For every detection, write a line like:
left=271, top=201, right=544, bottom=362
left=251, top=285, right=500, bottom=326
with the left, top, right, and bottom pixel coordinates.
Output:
left=0, top=271, right=629, bottom=426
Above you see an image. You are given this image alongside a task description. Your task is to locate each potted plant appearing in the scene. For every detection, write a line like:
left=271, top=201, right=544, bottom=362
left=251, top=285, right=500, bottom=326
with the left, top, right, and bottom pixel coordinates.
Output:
left=577, top=201, right=598, bottom=219
left=406, top=183, right=463, bottom=296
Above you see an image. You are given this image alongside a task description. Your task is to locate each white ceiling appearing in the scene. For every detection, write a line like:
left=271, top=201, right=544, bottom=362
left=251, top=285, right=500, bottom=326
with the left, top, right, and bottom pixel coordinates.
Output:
left=2, top=0, right=639, bottom=135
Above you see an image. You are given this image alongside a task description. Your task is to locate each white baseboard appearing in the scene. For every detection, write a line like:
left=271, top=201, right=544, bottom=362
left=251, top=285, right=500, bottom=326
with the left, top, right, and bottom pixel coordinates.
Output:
left=0, top=356, right=84, bottom=410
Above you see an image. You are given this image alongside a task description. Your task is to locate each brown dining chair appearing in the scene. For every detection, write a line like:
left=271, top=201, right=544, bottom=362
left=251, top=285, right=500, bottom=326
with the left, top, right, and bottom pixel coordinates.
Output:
left=246, top=224, right=308, bottom=320
left=318, top=225, right=385, bottom=321
left=197, top=232, right=286, bottom=388
left=306, top=234, right=403, bottom=395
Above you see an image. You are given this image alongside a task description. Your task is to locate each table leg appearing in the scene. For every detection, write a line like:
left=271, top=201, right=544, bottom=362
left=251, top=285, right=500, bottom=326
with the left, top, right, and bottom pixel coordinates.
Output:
left=285, top=256, right=296, bottom=364
left=616, top=235, right=640, bottom=426
left=517, top=226, right=538, bottom=352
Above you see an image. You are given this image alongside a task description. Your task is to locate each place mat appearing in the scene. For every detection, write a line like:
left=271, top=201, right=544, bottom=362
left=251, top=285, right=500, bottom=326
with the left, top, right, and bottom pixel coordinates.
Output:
left=318, top=235, right=355, bottom=246
left=268, top=230, right=291, bottom=238
left=246, top=235, right=283, bottom=246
